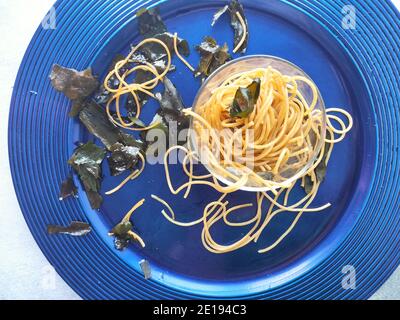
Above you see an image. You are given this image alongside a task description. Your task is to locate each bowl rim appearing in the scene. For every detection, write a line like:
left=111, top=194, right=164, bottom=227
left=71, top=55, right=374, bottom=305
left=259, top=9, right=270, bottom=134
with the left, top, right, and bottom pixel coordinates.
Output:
left=189, top=54, right=327, bottom=192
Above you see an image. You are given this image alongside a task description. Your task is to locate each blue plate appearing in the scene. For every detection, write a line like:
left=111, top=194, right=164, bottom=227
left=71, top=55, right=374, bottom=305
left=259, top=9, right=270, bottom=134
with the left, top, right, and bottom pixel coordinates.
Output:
left=9, top=0, right=400, bottom=299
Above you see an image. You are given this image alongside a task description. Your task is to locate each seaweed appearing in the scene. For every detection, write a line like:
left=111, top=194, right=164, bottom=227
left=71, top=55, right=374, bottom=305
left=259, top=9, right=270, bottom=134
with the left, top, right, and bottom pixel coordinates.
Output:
left=230, top=78, right=261, bottom=118
left=78, top=101, right=146, bottom=152
left=315, top=142, right=330, bottom=182
left=47, top=221, right=91, bottom=237
left=136, top=7, right=189, bottom=64
left=107, top=143, right=142, bottom=176
left=109, top=219, right=144, bottom=250
left=195, top=36, right=232, bottom=79
left=68, top=142, right=107, bottom=209
left=59, top=176, right=77, bottom=200
left=156, top=76, right=186, bottom=114
left=50, top=64, right=99, bottom=116
left=303, top=142, right=330, bottom=194
left=212, top=0, right=249, bottom=53
left=93, top=54, right=130, bottom=106
left=140, top=32, right=189, bottom=63
left=109, top=220, right=133, bottom=250
left=137, top=7, right=167, bottom=39
left=303, top=175, right=314, bottom=195
left=79, top=102, right=125, bottom=150
left=143, top=78, right=189, bottom=148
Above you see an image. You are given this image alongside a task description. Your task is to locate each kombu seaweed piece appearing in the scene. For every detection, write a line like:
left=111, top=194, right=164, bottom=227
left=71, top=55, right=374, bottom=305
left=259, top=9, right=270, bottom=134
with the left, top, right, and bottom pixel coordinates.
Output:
left=230, top=78, right=261, bottom=118
left=156, top=77, right=185, bottom=114
left=156, top=78, right=190, bottom=143
left=59, top=176, right=78, bottom=200
left=78, top=102, right=147, bottom=178
left=68, top=142, right=106, bottom=209
left=47, top=221, right=91, bottom=237
left=50, top=64, right=99, bottom=102
left=140, top=32, right=190, bottom=62
left=195, top=36, right=232, bottom=79
left=303, top=175, right=314, bottom=194
left=137, top=7, right=167, bottom=38
left=107, top=143, right=141, bottom=176
left=315, top=142, right=330, bottom=182
left=78, top=101, right=125, bottom=150
left=109, top=220, right=132, bottom=250
left=78, top=101, right=145, bottom=153
left=78, top=102, right=117, bottom=146
left=109, top=220, right=143, bottom=250
left=136, top=7, right=189, bottom=67
left=121, top=132, right=147, bottom=150
left=143, top=78, right=189, bottom=148
left=212, top=0, right=249, bottom=53
left=303, top=142, right=330, bottom=194
left=93, top=54, right=130, bottom=106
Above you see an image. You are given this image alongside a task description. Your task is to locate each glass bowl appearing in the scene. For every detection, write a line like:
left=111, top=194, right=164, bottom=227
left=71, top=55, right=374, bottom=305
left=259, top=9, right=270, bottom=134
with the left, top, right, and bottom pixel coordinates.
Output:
left=189, top=55, right=326, bottom=192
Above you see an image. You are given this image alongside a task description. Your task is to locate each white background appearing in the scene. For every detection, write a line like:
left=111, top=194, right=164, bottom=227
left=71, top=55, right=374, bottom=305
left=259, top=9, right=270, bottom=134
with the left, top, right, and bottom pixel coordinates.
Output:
left=0, top=0, right=399, bottom=300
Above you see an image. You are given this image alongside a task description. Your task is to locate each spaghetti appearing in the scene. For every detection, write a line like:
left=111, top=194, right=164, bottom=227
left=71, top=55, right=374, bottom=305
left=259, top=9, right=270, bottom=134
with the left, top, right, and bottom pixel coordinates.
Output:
left=108, top=199, right=146, bottom=248
left=233, top=12, right=247, bottom=53
left=101, top=34, right=353, bottom=255
left=155, top=66, right=353, bottom=254
left=103, top=34, right=195, bottom=193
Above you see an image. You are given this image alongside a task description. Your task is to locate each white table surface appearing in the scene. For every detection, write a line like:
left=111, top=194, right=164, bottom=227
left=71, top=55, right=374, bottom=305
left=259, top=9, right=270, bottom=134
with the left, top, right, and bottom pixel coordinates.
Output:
left=0, top=0, right=399, bottom=300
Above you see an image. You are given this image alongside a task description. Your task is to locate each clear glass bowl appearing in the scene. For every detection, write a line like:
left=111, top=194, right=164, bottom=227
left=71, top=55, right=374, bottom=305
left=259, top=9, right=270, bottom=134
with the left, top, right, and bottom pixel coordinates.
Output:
left=189, top=55, right=326, bottom=192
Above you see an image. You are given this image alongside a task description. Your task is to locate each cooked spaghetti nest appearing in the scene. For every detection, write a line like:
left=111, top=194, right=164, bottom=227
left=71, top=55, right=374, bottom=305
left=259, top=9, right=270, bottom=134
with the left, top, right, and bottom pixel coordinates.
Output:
left=153, top=67, right=353, bottom=254
left=187, top=67, right=353, bottom=190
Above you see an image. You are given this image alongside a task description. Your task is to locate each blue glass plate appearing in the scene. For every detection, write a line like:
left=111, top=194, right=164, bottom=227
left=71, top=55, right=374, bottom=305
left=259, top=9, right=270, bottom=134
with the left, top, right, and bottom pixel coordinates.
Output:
left=9, top=0, right=400, bottom=299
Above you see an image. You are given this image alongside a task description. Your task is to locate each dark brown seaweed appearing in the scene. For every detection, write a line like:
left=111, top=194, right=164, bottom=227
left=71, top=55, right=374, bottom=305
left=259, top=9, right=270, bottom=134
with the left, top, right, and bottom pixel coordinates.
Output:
left=143, top=78, right=189, bottom=148
left=195, top=36, right=231, bottom=79
left=59, top=176, right=78, bottom=200
left=156, top=77, right=186, bottom=114
left=230, top=78, right=261, bottom=118
left=137, top=7, right=167, bottom=39
left=68, top=142, right=106, bottom=209
left=109, top=220, right=143, bottom=250
left=47, top=221, right=91, bottom=237
left=78, top=102, right=146, bottom=152
left=315, top=143, right=330, bottom=182
left=303, top=175, right=314, bottom=194
left=78, top=102, right=125, bottom=150
left=108, top=143, right=141, bottom=176
left=50, top=64, right=99, bottom=106
left=93, top=54, right=130, bottom=106
left=303, top=142, right=329, bottom=193
left=141, top=32, right=189, bottom=63
left=133, top=7, right=191, bottom=115
left=212, top=0, right=249, bottom=53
